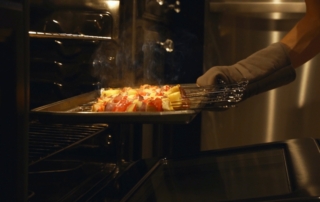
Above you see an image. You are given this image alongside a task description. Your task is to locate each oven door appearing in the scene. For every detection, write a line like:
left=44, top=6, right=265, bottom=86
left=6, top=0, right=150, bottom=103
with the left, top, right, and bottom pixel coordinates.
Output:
left=88, top=138, right=320, bottom=202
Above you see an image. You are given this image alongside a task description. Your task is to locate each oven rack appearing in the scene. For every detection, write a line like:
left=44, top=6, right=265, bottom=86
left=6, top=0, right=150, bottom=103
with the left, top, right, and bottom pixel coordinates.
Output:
left=28, top=122, right=109, bottom=166
left=29, top=31, right=112, bottom=40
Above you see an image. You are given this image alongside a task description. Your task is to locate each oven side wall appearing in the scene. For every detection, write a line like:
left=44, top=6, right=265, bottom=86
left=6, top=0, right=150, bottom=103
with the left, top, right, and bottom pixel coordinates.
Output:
left=0, top=0, right=29, bottom=201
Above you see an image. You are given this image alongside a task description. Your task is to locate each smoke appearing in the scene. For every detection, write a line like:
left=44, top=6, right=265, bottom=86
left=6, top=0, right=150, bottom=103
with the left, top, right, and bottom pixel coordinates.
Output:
left=91, top=22, right=201, bottom=88
left=164, top=29, right=200, bottom=83
left=91, top=40, right=120, bottom=88
left=142, top=41, right=166, bottom=85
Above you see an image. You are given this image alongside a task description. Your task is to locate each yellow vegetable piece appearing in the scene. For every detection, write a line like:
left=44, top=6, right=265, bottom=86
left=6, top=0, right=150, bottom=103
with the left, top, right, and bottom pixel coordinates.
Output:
left=162, top=98, right=174, bottom=111
left=101, top=89, right=121, bottom=97
left=127, top=89, right=138, bottom=95
left=167, top=91, right=181, bottom=102
left=166, top=85, right=180, bottom=95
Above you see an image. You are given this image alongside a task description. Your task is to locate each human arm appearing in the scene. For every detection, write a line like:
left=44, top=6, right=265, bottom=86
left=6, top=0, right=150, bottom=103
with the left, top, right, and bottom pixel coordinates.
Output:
left=197, top=0, right=320, bottom=98
left=281, top=0, right=320, bottom=68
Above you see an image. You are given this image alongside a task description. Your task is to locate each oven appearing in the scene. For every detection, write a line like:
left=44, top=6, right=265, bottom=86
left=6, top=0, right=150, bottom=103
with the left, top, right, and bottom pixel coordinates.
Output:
left=1, top=0, right=203, bottom=201
left=2, top=0, right=320, bottom=201
left=26, top=0, right=204, bottom=200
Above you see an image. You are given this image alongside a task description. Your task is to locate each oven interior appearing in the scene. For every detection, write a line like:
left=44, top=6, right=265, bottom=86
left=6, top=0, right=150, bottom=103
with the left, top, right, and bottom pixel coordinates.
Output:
left=27, top=0, right=203, bottom=201
left=28, top=123, right=117, bottom=201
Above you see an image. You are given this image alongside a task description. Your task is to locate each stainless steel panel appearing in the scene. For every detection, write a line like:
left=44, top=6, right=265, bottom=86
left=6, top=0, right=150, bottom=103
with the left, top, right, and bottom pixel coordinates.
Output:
left=210, top=1, right=306, bottom=13
left=28, top=32, right=112, bottom=40
left=202, top=0, right=320, bottom=150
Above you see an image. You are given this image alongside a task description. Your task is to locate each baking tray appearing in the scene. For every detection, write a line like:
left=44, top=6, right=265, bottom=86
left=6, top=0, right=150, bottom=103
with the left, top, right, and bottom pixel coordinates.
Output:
left=31, top=90, right=200, bottom=124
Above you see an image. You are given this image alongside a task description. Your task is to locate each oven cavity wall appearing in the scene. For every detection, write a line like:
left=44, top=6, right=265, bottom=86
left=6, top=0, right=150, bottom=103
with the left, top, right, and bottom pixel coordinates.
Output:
left=29, top=0, right=120, bottom=109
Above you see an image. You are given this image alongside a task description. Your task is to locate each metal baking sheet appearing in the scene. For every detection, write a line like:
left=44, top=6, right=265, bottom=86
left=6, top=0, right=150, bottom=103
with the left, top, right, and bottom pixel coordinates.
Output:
left=31, top=90, right=200, bottom=124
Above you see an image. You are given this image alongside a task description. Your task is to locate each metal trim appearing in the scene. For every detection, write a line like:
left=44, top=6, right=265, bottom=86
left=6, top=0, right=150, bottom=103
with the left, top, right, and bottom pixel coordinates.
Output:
left=29, top=31, right=112, bottom=40
left=209, top=2, right=306, bottom=13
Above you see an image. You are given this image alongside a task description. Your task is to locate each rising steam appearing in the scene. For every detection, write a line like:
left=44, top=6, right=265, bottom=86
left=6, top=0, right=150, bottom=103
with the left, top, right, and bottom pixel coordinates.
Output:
left=91, top=23, right=200, bottom=88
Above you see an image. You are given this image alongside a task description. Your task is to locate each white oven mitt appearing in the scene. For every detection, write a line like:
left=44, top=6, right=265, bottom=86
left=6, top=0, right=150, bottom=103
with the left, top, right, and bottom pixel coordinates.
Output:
left=197, top=42, right=296, bottom=100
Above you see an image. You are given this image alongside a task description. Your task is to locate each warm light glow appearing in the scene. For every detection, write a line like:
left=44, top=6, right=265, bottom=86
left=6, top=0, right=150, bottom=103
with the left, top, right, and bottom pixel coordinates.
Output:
left=54, top=61, right=63, bottom=66
left=270, top=31, right=281, bottom=44
left=157, top=0, right=164, bottom=5
left=298, top=61, right=312, bottom=108
left=270, top=12, right=283, bottom=20
left=105, top=1, right=119, bottom=10
left=266, top=89, right=276, bottom=142
left=54, top=40, right=62, bottom=44
left=54, top=82, right=63, bottom=87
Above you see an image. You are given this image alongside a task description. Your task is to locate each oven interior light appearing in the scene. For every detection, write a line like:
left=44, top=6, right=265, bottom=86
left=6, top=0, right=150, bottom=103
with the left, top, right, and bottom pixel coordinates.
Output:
left=105, top=1, right=119, bottom=10
left=54, top=40, right=62, bottom=45
left=157, top=0, right=164, bottom=6
left=54, top=82, right=63, bottom=87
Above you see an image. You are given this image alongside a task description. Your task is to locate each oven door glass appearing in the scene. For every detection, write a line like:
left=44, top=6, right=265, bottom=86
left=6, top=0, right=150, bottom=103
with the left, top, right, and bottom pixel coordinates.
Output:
left=124, top=148, right=291, bottom=202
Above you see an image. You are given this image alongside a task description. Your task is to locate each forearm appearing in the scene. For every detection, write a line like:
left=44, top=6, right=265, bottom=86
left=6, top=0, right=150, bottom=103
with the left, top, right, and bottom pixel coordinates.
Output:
left=280, top=0, right=320, bottom=68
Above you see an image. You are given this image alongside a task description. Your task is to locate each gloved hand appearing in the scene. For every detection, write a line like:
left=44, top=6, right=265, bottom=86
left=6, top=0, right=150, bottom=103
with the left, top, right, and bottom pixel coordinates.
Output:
left=196, top=42, right=296, bottom=100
